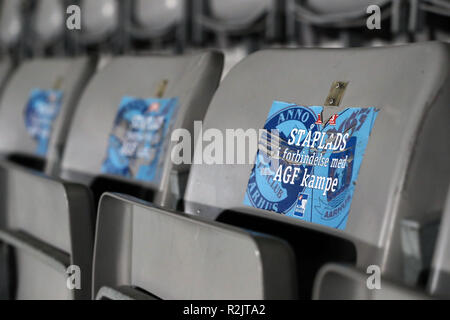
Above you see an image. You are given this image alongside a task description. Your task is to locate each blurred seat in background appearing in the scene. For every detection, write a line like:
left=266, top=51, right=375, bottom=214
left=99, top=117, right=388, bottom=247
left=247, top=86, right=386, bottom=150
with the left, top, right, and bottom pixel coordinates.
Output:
left=72, top=0, right=124, bottom=54
left=92, top=193, right=297, bottom=300
left=0, top=0, right=21, bottom=99
left=124, top=0, right=186, bottom=53
left=286, top=0, right=407, bottom=47
left=0, top=162, right=94, bottom=300
left=192, top=0, right=279, bottom=77
left=0, top=0, right=25, bottom=60
left=28, top=0, right=66, bottom=57
left=0, top=56, right=96, bottom=171
left=409, top=0, right=450, bottom=42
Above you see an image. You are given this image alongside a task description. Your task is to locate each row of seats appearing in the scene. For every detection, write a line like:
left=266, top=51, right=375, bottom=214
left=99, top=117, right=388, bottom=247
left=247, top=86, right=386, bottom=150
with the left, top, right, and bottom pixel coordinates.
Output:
left=0, top=51, right=223, bottom=205
left=1, top=0, right=449, bottom=59
left=0, top=40, right=448, bottom=299
left=1, top=1, right=448, bottom=96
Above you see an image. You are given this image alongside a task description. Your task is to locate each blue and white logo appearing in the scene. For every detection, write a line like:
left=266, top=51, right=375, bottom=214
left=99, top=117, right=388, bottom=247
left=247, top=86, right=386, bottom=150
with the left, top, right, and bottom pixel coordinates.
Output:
left=294, top=193, right=309, bottom=217
left=101, top=96, right=178, bottom=183
left=24, top=88, right=63, bottom=156
left=244, top=101, right=378, bottom=230
left=245, top=103, right=321, bottom=213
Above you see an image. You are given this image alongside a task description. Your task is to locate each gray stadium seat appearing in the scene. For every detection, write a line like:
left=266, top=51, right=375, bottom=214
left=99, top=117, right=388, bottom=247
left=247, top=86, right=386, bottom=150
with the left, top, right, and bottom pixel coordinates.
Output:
left=129, top=0, right=185, bottom=39
left=0, top=56, right=97, bottom=171
left=0, top=161, right=94, bottom=299
left=428, top=186, right=450, bottom=298
left=193, top=0, right=276, bottom=80
left=411, top=0, right=450, bottom=42
left=31, top=0, right=66, bottom=56
left=417, top=0, right=450, bottom=22
left=206, top=0, right=272, bottom=28
left=77, top=0, right=122, bottom=52
left=183, top=42, right=450, bottom=297
left=193, top=0, right=275, bottom=44
left=92, top=193, right=297, bottom=299
left=0, top=0, right=23, bottom=55
left=59, top=52, right=223, bottom=208
left=123, top=0, right=186, bottom=53
left=286, top=0, right=403, bottom=46
left=81, top=0, right=120, bottom=41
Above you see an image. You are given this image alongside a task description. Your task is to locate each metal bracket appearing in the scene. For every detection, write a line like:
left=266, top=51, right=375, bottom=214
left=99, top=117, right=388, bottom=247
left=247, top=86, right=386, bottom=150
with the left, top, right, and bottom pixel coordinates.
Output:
left=53, top=76, right=64, bottom=90
left=155, top=79, right=168, bottom=98
left=324, top=81, right=349, bottom=107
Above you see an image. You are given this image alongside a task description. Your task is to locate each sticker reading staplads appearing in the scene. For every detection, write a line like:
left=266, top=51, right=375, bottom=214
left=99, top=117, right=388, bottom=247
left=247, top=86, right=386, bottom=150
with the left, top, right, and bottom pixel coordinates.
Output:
left=24, top=88, right=63, bottom=156
left=101, top=96, right=178, bottom=183
left=244, top=101, right=378, bottom=230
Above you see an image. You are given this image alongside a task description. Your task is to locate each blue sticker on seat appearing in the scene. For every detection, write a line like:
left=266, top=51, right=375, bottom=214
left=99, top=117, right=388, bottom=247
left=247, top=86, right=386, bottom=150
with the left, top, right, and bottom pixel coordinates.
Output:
left=24, top=89, right=63, bottom=156
left=243, top=101, right=378, bottom=230
left=101, top=97, right=179, bottom=183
